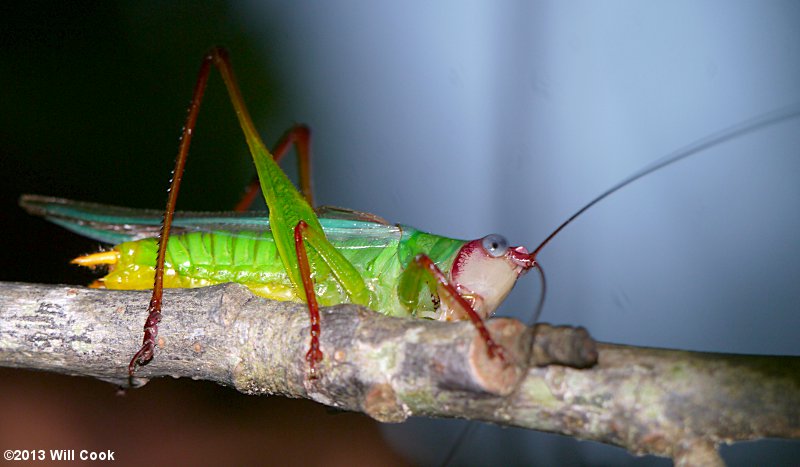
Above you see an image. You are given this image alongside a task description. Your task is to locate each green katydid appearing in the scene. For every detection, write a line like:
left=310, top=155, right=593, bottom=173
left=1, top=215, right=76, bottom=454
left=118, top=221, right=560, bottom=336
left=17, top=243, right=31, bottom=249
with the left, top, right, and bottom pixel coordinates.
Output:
left=19, top=48, right=800, bottom=380
left=22, top=48, right=526, bottom=378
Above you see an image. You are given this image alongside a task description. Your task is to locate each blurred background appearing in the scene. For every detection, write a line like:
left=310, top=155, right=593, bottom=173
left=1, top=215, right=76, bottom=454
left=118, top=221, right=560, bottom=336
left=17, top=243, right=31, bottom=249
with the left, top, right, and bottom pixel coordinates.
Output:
left=1, top=1, right=798, bottom=465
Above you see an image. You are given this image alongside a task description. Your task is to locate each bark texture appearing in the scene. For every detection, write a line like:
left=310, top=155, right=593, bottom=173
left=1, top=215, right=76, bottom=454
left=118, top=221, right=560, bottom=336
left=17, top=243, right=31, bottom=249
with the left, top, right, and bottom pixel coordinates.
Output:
left=1, top=281, right=798, bottom=465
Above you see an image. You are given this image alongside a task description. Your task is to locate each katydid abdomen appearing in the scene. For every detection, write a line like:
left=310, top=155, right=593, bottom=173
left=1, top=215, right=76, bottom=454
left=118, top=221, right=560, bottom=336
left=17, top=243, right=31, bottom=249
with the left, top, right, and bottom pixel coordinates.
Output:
left=94, top=226, right=464, bottom=319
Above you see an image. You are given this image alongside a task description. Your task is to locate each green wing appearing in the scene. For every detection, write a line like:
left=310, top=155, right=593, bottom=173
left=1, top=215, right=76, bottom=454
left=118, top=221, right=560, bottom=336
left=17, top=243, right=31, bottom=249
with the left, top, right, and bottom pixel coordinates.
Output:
left=19, top=194, right=401, bottom=247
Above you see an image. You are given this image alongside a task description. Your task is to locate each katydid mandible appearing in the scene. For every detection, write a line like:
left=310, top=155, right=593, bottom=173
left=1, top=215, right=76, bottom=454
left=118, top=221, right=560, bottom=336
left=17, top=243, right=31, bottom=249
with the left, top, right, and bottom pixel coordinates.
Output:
left=19, top=48, right=800, bottom=380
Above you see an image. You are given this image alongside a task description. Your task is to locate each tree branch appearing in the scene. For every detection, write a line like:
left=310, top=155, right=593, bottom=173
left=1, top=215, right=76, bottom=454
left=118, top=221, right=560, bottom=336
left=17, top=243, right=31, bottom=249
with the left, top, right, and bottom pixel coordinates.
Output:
left=1, top=281, right=797, bottom=465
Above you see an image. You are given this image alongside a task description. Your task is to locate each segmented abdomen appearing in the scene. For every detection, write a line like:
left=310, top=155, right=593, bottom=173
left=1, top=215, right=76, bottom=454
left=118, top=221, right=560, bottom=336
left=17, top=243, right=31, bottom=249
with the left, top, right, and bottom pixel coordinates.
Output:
left=106, top=231, right=300, bottom=302
left=104, top=229, right=412, bottom=310
left=101, top=227, right=466, bottom=317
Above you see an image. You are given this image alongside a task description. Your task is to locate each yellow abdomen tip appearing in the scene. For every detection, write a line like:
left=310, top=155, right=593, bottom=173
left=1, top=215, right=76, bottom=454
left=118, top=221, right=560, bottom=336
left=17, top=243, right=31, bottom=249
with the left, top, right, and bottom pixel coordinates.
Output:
left=72, top=250, right=119, bottom=267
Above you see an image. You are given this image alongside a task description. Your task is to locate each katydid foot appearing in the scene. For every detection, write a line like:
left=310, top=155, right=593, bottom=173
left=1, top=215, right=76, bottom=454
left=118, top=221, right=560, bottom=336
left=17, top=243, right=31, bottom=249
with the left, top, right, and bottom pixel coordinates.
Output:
left=128, top=299, right=162, bottom=376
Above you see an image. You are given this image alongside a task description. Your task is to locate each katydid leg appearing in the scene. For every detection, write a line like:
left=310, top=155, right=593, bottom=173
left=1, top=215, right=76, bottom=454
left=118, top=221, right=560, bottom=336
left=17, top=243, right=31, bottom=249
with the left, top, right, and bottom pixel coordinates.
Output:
left=292, top=217, right=376, bottom=376
left=131, top=47, right=369, bottom=377
left=293, top=220, right=323, bottom=377
left=235, top=124, right=314, bottom=212
left=402, top=254, right=507, bottom=362
left=292, top=216, right=376, bottom=375
left=129, top=52, right=214, bottom=376
left=130, top=48, right=301, bottom=375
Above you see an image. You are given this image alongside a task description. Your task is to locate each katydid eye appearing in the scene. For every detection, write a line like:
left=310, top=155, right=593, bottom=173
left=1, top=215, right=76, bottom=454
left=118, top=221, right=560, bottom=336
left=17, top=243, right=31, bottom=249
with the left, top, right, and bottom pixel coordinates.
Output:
left=481, top=234, right=508, bottom=257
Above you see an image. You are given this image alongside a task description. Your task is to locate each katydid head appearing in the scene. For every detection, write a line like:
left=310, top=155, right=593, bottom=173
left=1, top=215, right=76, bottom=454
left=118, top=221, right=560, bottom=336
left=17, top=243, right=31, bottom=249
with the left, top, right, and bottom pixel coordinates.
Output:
left=442, top=234, right=535, bottom=322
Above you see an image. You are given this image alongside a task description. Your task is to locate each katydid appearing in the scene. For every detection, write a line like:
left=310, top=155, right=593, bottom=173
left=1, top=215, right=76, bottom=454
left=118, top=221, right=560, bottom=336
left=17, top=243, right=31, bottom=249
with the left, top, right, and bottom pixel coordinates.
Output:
left=21, top=48, right=525, bottom=378
left=18, top=48, right=800, bottom=381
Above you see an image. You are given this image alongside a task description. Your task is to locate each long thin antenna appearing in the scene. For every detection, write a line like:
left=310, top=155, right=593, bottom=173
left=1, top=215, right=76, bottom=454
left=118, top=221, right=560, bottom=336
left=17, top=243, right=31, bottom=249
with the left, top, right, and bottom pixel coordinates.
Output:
left=525, top=104, right=800, bottom=325
left=529, top=104, right=800, bottom=261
